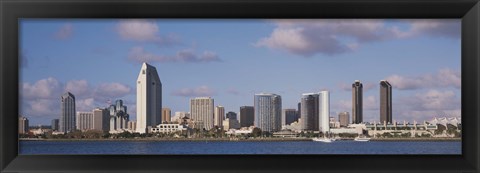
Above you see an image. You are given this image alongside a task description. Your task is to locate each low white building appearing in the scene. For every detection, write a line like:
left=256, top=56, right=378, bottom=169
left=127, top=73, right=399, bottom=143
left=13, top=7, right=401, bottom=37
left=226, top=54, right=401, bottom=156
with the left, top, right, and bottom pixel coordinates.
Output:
left=149, top=123, right=187, bottom=133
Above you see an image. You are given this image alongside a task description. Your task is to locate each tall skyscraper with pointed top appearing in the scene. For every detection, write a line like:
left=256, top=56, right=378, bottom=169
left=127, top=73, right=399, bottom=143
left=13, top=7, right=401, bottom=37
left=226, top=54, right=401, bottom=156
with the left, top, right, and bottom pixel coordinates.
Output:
left=136, top=62, right=162, bottom=133
left=352, top=80, right=363, bottom=124
left=380, top=80, right=392, bottom=124
left=60, top=92, right=76, bottom=133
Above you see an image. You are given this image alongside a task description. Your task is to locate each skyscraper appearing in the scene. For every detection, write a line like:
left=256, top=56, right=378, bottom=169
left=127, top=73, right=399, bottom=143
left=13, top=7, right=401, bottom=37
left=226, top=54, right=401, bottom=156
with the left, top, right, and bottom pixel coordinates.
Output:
left=51, top=119, right=59, bottom=131
left=190, top=97, right=214, bottom=130
left=319, top=91, right=330, bottom=133
left=77, top=112, right=94, bottom=131
left=60, top=92, right=76, bottom=133
left=352, top=80, right=363, bottom=124
left=136, top=62, right=162, bottom=133
left=226, top=111, right=237, bottom=120
left=19, top=117, right=29, bottom=134
left=380, top=80, right=393, bottom=124
left=301, top=93, right=319, bottom=131
left=93, top=108, right=109, bottom=132
left=214, top=106, right=225, bottom=127
left=162, top=108, right=171, bottom=123
left=239, top=106, right=254, bottom=127
left=282, top=109, right=297, bottom=126
left=338, top=111, right=350, bottom=127
left=254, top=93, right=282, bottom=132
left=110, top=100, right=130, bottom=132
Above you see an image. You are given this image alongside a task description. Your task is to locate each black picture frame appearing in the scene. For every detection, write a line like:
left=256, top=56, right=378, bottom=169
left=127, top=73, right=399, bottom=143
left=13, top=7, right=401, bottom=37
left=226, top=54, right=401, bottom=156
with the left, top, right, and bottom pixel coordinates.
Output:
left=1, top=0, right=479, bottom=172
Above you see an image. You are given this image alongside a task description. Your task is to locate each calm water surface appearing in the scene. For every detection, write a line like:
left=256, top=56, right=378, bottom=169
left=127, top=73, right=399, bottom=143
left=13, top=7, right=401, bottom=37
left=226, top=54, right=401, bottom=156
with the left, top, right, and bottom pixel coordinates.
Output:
left=19, top=140, right=461, bottom=155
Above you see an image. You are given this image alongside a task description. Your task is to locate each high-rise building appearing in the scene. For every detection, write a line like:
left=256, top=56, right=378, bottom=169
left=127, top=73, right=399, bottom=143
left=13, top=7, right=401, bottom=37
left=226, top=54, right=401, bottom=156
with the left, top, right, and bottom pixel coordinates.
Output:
left=128, top=121, right=137, bottom=131
left=282, top=109, right=297, bottom=126
left=190, top=97, right=214, bottom=130
left=297, top=102, right=301, bottom=119
left=214, top=106, right=225, bottom=127
left=60, top=92, right=76, bottom=133
left=254, top=93, right=282, bottom=132
left=93, top=108, right=109, bottom=132
left=380, top=80, right=393, bottom=124
left=162, top=108, right=171, bottom=123
left=301, top=93, right=319, bottom=131
left=77, top=112, right=94, bottom=131
left=110, top=100, right=129, bottom=132
left=338, top=111, right=350, bottom=127
left=352, top=80, right=363, bottom=124
left=239, top=106, right=254, bottom=127
left=226, top=111, right=237, bottom=120
left=223, top=118, right=240, bottom=130
left=19, top=117, right=29, bottom=134
left=319, top=91, right=330, bottom=133
left=136, top=62, right=162, bottom=133
left=51, top=119, right=59, bottom=131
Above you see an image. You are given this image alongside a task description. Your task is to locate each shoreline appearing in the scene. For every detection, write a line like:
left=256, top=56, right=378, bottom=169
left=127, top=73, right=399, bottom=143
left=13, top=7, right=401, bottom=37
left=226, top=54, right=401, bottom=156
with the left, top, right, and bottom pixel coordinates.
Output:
left=20, top=137, right=461, bottom=142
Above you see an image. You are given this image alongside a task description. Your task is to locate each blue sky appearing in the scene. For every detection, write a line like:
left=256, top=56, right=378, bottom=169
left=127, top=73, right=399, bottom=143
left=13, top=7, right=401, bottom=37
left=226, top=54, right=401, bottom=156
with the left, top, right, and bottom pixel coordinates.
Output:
left=19, top=19, right=461, bottom=126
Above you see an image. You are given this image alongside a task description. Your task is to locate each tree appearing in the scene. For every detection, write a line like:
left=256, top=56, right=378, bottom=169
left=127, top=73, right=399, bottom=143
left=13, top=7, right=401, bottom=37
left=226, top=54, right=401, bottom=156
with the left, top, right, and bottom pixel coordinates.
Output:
left=252, top=128, right=262, bottom=137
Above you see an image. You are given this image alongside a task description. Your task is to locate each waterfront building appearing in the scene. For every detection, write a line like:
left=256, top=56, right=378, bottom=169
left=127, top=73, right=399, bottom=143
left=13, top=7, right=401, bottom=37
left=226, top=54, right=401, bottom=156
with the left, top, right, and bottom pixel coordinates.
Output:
left=76, top=112, right=94, bottom=131
left=162, top=108, right=171, bottom=123
left=254, top=93, right=282, bottom=132
left=239, top=106, right=254, bottom=127
left=352, top=80, right=363, bottom=124
left=127, top=121, right=137, bottom=131
left=380, top=80, right=393, bottom=124
left=226, top=111, right=237, bottom=120
left=18, top=117, right=29, bottom=134
left=301, top=93, right=319, bottom=131
left=223, top=118, right=240, bottom=130
left=136, top=62, right=162, bottom=133
left=51, top=119, right=59, bottom=131
left=109, top=100, right=130, bottom=132
left=190, top=97, right=214, bottom=130
left=282, top=109, right=298, bottom=126
left=214, top=106, right=225, bottom=127
left=60, top=92, right=76, bottom=133
left=93, top=108, right=109, bottom=132
left=338, top=111, right=350, bottom=127
left=149, top=123, right=187, bottom=133
left=319, top=91, right=330, bottom=133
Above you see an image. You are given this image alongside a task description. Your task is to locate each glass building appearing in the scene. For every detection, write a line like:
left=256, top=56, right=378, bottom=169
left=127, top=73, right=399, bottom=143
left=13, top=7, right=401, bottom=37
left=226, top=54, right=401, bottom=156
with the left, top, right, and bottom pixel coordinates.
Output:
left=60, top=92, right=76, bottom=133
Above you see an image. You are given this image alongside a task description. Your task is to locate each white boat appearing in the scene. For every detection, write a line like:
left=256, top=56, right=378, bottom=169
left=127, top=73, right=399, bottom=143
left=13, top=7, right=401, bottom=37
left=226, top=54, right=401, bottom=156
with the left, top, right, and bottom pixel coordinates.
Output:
left=312, top=137, right=333, bottom=143
left=354, top=136, right=371, bottom=142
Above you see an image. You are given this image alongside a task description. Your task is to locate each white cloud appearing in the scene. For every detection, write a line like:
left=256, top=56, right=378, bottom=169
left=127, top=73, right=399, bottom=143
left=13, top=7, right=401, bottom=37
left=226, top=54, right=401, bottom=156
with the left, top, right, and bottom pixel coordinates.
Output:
left=21, top=77, right=62, bottom=99
left=256, top=19, right=460, bottom=57
left=94, top=83, right=132, bottom=100
left=385, top=68, right=460, bottom=90
left=128, top=46, right=221, bottom=64
left=65, top=80, right=90, bottom=97
left=116, top=20, right=180, bottom=46
left=54, top=23, right=73, bottom=40
left=171, top=86, right=216, bottom=97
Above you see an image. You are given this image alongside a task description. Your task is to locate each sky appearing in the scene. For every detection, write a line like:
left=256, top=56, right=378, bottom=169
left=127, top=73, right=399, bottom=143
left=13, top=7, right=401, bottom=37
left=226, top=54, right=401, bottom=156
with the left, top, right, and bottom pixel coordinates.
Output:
left=19, top=19, right=461, bottom=126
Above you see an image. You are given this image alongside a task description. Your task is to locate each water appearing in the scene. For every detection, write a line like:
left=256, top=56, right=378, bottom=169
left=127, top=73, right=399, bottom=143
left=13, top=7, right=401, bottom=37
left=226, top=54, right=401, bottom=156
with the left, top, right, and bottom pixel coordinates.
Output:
left=19, top=140, right=461, bottom=155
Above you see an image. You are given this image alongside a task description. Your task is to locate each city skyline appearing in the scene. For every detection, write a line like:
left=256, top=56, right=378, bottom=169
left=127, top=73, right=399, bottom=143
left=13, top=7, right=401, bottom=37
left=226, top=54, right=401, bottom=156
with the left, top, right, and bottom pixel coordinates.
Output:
left=20, top=19, right=461, bottom=125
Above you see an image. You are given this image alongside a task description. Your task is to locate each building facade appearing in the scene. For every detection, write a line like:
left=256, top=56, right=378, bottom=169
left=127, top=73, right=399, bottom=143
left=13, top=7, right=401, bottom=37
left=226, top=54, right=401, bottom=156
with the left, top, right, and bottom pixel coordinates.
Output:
left=93, top=108, right=109, bottom=132
left=110, top=100, right=129, bottom=132
left=190, top=97, right=214, bottom=130
left=19, top=117, right=29, bottom=134
left=380, top=80, right=393, bottom=124
left=51, top=119, right=59, bottom=131
left=282, top=109, right=298, bottom=126
left=162, top=108, right=171, bottom=123
left=352, top=80, right=363, bottom=124
left=136, top=62, right=162, bottom=133
left=76, top=112, right=94, bottom=131
left=226, top=111, right=237, bottom=120
left=60, top=92, right=76, bottom=133
left=319, top=91, right=330, bottom=133
left=254, top=93, right=282, bottom=132
left=214, top=106, right=225, bottom=127
left=338, top=111, right=350, bottom=127
left=239, top=106, right=254, bottom=127
left=223, top=118, right=240, bottom=130
left=127, top=121, right=137, bottom=131
left=301, top=93, right=319, bottom=131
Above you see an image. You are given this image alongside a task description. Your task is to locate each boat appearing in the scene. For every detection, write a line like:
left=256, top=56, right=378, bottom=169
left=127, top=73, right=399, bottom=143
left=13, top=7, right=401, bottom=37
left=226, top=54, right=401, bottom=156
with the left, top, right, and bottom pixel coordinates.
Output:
left=312, top=137, right=333, bottom=143
left=354, top=136, right=371, bottom=142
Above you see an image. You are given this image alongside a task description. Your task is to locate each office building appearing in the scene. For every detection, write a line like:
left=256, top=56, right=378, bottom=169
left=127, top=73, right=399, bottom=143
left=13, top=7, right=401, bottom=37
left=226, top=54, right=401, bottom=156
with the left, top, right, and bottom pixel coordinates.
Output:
left=190, top=97, right=214, bottom=130
left=60, top=92, right=76, bottom=133
left=254, top=93, right=282, bottom=132
left=338, top=111, right=350, bottom=127
left=223, top=118, right=240, bottom=130
left=93, top=108, right=109, bottom=132
left=282, top=109, right=298, bottom=126
left=319, top=91, right=330, bottom=133
left=19, top=117, right=29, bottom=134
left=110, top=100, right=129, bottom=132
left=240, top=106, right=254, bottom=127
left=380, top=80, right=393, bottom=124
left=301, top=93, right=319, bottom=131
left=51, top=119, right=59, bottom=131
left=162, top=108, right=171, bottom=123
left=226, top=111, right=237, bottom=120
left=127, top=121, right=137, bottom=131
left=136, top=62, right=162, bottom=133
left=352, top=80, right=363, bottom=124
left=214, top=106, right=225, bottom=127
left=77, top=112, right=94, bottom=131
